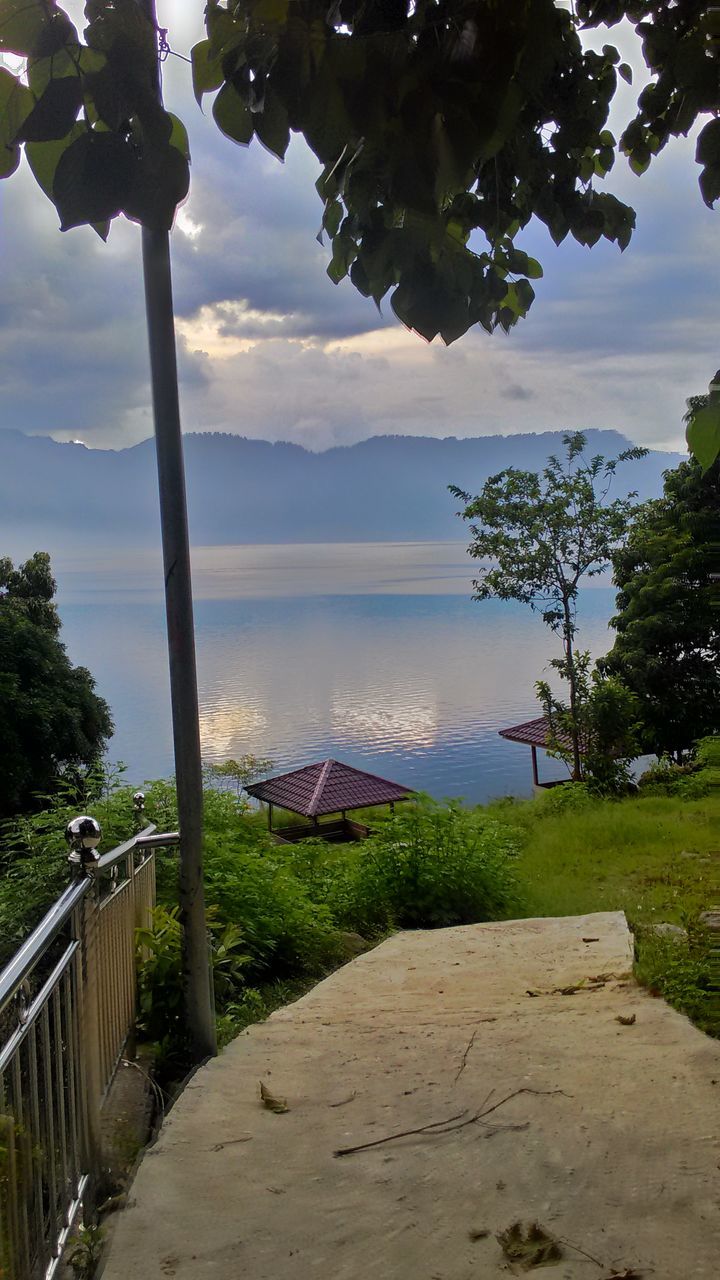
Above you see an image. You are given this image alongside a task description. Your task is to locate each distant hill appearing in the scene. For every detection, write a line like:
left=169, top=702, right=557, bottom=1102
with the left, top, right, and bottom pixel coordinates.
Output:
left=0, top=428, right=684, bottom=553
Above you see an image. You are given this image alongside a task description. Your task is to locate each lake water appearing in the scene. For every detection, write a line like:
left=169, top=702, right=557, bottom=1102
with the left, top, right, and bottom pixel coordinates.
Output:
left=54, top=543, right=617, bottom=805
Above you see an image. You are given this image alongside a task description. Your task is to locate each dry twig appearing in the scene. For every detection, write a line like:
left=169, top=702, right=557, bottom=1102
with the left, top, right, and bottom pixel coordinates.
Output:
left=333, top=1087, right=566, bottom=1158
left=454, top=1028, right=479, bottom=1083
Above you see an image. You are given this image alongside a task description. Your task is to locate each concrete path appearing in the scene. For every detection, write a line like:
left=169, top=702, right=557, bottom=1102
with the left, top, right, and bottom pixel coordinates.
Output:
left=102, top=913, right=720, bottom=1279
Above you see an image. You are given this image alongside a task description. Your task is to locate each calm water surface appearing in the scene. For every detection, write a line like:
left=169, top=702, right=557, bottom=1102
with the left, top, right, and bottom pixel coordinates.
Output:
left=55, top=543, right=616, bottom=804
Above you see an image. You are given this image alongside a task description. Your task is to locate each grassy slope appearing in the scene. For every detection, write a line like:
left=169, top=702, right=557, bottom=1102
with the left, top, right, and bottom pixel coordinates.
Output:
left=498, top=789, right=720, bottom=1036
left=507, top=793, right=720, bottom=926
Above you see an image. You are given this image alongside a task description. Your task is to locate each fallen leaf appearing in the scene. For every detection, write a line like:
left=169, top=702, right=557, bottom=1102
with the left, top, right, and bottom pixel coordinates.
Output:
left=497, top=1221, right=563, bottom=1269
left=468, top=1228, right=490, bottom=1241
left=526, top=989, right=542, bottom=997
left=582, top=937, right=600, bottom=942
left=615, top=1014, right=636, bottom=1026
left=260, top=1081, right=289, bottom=1113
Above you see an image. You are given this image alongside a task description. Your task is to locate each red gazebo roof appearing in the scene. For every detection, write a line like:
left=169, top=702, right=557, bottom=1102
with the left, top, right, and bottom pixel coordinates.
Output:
left=499, top=715, right=580, bottom=753
left=245, top=759, right=414, bottom=818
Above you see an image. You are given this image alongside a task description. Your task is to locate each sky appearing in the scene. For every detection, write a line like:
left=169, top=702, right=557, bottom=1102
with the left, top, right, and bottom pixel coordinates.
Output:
left=0, top=2, right=718, bottom=453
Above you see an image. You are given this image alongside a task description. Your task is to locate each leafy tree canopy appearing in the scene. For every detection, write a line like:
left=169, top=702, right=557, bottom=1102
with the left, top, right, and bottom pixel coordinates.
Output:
left=601, top=454, right=720, bottom=760
left=451, top=431, right=647, bottom=777
left=0, top=552, right=113, bottom=817
left=1, top=1, right=719, bottom=462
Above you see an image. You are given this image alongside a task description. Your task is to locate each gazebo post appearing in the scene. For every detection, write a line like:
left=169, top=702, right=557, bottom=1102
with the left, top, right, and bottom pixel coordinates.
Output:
left=267, top=802, right=274, bottom=832
left=531, top=745, right=540, bottom=788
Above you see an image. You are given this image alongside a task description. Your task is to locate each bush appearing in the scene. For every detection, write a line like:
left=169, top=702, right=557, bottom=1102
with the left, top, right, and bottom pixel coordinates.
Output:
left=531, top=781, right=595, bottom=816
left=136, top=905, right=252, bottom=1070
left=637, top=756, right=708, bottom=798
left=322, top=798, right=521, bottom=932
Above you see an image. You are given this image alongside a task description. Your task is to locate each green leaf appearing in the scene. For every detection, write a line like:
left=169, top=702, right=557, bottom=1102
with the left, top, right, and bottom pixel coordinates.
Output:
left=686, top=403, right=720, bottom=471
left=26, top=123, right=84, bottom=199
left=618, top=63, right=633, bottom=85
left=696, top=117, right=720, bottom=167
left=212, top=83, right=254, bottom=146
left=696, top=118, right=720, bottom=207
left=53, top=129, right=136, bottom=231
left=17, top=76, right=83, bottom=144
left=190, top=39, right=224, bottom=106
left=28, top=46, right=80, bottom=97
left=0, top=139, right=20, bottom=178
left=322, top=198, right=343, bottom=238
left=255, top=90, right=290, bottom=161
left=168, top=113, right=190, bottom=162
left=122, top=142, right=190, bottom=232
left=0, top=1, right=70, bottom=57
left=0, top=67, right=32, bottom=160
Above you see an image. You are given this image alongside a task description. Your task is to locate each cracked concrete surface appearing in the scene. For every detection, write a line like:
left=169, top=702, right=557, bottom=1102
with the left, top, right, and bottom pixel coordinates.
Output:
left=100, top=912, right=720, bottom=1279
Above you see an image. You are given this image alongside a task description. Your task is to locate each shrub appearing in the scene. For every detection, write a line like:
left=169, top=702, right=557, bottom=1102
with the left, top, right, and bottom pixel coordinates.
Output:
left=532, top=781, right=595, bottom=816
left=327, top=798, right=521, bottom=932
left=637, top=757, right=708, bottom=799
left=136, top=904, right=252, bottom=1070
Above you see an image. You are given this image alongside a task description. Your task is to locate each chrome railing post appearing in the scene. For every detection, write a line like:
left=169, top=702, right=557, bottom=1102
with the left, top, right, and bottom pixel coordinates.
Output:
left=66, top=817, right=105, bottom=1212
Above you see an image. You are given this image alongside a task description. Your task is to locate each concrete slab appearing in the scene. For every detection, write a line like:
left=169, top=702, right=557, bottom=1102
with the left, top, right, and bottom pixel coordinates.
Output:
left=101, top=913, right=720, bottom=1279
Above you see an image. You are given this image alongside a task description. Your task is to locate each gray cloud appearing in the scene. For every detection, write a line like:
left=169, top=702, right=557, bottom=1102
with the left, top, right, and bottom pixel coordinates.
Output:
left=0, top=3, right=717, bottom=453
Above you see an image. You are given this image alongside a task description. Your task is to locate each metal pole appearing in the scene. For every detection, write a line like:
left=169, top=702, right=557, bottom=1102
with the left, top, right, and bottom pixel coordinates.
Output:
left=137, top=0, right=216, bottom=1059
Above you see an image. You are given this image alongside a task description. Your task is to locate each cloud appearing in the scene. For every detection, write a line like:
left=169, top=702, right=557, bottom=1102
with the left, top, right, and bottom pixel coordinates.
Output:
left=0, top=2, right=717, bottom=453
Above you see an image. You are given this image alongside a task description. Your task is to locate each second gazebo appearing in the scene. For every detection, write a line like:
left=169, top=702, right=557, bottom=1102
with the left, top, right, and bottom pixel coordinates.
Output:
left=245, top=758, right=414, bottom=843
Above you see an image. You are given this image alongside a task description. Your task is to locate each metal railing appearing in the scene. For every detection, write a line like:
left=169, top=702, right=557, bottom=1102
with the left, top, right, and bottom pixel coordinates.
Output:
left=0, top=809, right=179, bottom=1280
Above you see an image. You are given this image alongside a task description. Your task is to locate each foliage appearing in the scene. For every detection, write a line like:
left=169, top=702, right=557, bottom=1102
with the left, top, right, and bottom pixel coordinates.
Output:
left=0, top=763, right=136, bottom=965
left=202, top=754, right=273, bottom=796
left=452, top=432, right=646, bottom=778
left=637, top=756, right=709, bottom=799
left=65, top=1223, right=105, bottom=1280
left=136, top=904, right=251, bottom=1056
left=0, top=552, right=112, bottom=817
left=0, top=1, right=189, bottom=237
left=537, top=655, right=642, bottom=794
left=602, top=457, right=720, bottom=760
left=325, top=798, right=521, bottom=932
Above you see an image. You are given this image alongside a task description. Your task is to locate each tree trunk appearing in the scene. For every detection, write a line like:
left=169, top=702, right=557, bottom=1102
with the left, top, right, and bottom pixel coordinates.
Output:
left=562, top=596, right=583, bottom=782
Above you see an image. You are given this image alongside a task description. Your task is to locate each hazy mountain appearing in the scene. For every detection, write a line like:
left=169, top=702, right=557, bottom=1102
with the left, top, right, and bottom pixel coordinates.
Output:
left=0, top=428, right=683, bottom=554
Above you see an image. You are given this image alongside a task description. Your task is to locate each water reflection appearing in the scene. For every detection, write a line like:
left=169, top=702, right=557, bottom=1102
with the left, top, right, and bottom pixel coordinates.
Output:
left=333, top=692, right=438, bottom=751
left=55, top=544, right=615, bottom=804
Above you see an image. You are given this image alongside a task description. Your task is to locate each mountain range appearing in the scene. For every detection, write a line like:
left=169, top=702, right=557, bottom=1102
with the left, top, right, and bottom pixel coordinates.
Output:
left=0, top=428, right=683, bottom=553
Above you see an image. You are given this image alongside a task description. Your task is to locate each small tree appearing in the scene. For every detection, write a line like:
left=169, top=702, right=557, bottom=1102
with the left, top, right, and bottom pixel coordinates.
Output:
left=537, top=657, right=642, bottom=793
left=602, top=453, right=720, bottom=761
left=0, top=552, right=113, bottom=816
left=451, top=432, right=646, bottom=779
left=203, top=755, right=273, bottom=799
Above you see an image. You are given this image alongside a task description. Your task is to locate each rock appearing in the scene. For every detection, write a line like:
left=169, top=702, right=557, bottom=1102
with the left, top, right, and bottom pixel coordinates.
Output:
left=339, top=931, right=370, bottom=958
left=648, top=923, right=688, bottom=940
left=699, top=910, right=720, bottom=934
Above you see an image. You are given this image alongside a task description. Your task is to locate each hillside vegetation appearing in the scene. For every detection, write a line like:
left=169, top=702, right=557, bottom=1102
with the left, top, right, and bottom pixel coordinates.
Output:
left=1, top=743, right=717, bottom=1071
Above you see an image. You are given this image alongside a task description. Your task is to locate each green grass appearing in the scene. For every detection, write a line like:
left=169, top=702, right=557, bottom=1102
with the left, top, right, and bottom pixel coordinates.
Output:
left=507, top=792, right=720, bottom=926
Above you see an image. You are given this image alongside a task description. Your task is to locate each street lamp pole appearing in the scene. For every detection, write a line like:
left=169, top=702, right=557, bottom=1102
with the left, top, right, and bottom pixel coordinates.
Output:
left=137, top=0, right=216, bottom=1059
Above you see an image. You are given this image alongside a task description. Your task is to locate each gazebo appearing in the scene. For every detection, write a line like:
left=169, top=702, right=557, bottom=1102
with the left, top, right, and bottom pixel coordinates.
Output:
left=245, top=758, right=415, bottom=843
left=499, top=716, right=581, bottom=789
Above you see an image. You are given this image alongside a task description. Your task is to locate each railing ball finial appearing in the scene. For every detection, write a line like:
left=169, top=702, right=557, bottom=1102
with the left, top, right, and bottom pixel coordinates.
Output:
left=133, top=791, right=146, bottom=813
left=65, top=815, right=102, bottom=870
